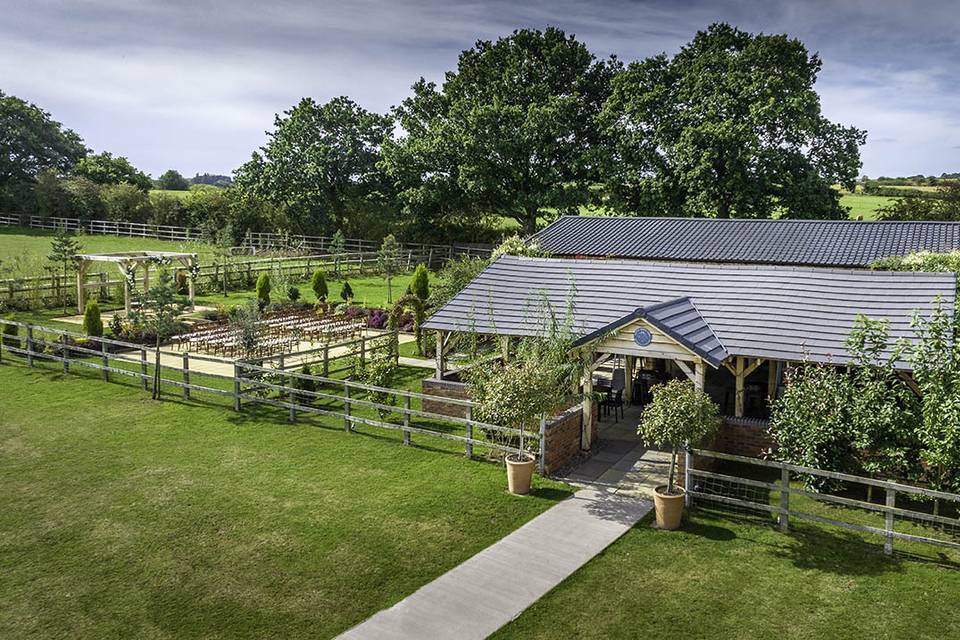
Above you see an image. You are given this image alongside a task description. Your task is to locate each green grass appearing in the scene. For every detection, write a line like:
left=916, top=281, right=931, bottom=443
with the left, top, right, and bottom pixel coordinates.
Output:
left=494, top=507, right=960, bottom=640
left=840, top=193, right=895, bottom=220
left=0, top=226, right=219, bottom=266
left=0, top=357, right=570, bottom=639
left=195, top=273, right=418, bottom=310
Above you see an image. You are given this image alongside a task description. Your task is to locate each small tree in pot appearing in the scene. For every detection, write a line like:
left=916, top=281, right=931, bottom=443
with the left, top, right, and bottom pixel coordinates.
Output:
left=638, top=378, right=720, bottom=530
left=463, top=325, right=580, bottom=495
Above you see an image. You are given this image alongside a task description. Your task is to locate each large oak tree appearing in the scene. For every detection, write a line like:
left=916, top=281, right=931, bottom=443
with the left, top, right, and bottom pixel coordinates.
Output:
left=382, top=28, right=618, bottom=236
left=234, top=96, right=395, bottom=236
left=600, top=23, right=866, bottom=219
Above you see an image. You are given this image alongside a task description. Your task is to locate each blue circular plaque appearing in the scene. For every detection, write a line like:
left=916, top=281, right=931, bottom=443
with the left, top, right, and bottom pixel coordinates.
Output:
left=633, top=328, right=652, bottom=347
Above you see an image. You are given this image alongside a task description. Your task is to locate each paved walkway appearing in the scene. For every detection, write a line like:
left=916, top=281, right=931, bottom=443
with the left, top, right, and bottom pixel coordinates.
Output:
left=337, top=442, right=668, bottom=639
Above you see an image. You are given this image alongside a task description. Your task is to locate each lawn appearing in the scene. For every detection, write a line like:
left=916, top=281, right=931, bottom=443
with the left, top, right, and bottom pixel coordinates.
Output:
left=494, top=507, right=960, bottom=640
left=0, top=358, right=570, bottom=639
left=840, top=193, right=895, bottom=220
left=195, top=272, right=418, bottom=310
left=0, top=225, right=219, bottom=268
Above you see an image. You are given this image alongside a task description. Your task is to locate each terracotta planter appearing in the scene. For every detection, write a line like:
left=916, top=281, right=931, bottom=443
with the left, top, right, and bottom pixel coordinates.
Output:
left=506, top=454, right=536, bottom=495
left=653, top=485, right=685, bottom=530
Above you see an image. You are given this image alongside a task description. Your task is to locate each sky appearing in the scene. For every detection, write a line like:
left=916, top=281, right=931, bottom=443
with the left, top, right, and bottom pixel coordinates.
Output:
left=1, top=0, right=958, bottom=179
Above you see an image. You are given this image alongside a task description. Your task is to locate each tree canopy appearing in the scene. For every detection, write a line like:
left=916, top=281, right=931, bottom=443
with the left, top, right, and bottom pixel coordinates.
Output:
left=382, top=27, right=618, bottom=236
left=72, top=151, right=153, bottom=191
left=156, top=169, right=190, bottom=191
left=600, top=23, right=865, bottom=219
left=234, top=96, right=395, bottom=237
left=0, top=90, right=86, bottom=197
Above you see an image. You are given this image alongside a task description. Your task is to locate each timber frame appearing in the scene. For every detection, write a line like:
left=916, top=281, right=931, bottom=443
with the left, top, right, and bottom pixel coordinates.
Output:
left=75, top=251, right=198, bottom=314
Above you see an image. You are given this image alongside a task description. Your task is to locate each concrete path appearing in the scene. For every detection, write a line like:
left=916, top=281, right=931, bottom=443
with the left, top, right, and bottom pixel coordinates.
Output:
left=337, top=449, right=667, bottom=640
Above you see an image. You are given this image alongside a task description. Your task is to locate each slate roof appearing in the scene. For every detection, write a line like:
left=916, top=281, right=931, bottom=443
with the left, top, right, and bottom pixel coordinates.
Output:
left=533, top=216, right=960, bottom=267
left=423, top=255, right=956, bottom=367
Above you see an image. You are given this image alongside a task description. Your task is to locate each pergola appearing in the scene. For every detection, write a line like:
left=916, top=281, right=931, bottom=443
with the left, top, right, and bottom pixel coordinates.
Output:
left=75, top=251, right=198, bottom=314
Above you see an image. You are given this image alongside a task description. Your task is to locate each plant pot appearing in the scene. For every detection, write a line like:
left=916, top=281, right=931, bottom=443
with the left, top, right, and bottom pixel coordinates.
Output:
left=653, top=485, right=685, bottom=530
left=506, top=454, right=536, bottom=495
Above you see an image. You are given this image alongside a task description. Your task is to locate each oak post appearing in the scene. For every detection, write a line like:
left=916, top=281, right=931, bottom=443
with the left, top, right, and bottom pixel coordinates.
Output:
left=465, top=406, right=473, bottom=458
left=102, top=338, right=109, bottom=381
left=182, top=352, right=190, bottom=400
left=343, top=383, right=352, bottom=432
left=26, top=325, right=34, bottom=367
left=779, top=466, right=790, bottom=532
left=402, top=395, right=411, bottom=446
left=884, top=489, right=896, bottom=556
left=140, top=348, right=148, bottom=390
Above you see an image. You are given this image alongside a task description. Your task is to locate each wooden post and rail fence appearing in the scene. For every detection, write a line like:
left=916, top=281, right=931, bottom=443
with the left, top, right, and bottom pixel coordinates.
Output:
left=684, top=447, right=960, bottom=557
left=0, top=318, right=539, bottom=465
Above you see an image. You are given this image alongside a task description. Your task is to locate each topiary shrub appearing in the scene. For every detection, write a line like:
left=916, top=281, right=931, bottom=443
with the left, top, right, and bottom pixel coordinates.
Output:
left=638, top=379, right=720, bottom=494
left=408, top=263, right=429, bottom=301
left=310, top=269, right=328, bottom=301
left=82, top=300, right=103, bottom=337
left=287, top=286, right=301, bottom=302
left=340, top=280, right=353, bottom=302
left=255, top=273, right=271, bottom=310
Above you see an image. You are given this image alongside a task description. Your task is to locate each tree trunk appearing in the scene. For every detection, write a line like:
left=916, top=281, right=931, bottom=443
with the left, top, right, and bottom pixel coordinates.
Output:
left=668, top=446, right=677, bottom=493
left=386, top=275, right=392, bottom=304
left=152, top=337, right=161, bottom=400
left=521, top=209, right=539, bottom=237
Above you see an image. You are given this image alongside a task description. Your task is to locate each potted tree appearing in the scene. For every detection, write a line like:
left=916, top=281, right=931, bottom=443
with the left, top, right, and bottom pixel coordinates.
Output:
left=637, top=378, right=720, bottom=530
left=462, top=324, right=579, bottom=495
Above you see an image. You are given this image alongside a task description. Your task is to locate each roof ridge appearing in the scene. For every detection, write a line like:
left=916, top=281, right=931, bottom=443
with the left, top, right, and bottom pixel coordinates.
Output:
left=546, top=215, right=960, bottom=227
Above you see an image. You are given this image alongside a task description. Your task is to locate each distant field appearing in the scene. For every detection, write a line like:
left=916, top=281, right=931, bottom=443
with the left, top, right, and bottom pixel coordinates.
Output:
left=149, top=185, right=221, bottom=201
left=840, top=193, right=895, bottom=220
left=0, top=226, right=218, bottom=262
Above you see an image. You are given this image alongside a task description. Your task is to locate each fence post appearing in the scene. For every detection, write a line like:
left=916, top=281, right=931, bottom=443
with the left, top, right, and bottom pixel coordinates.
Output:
left=539, top=415, right=547, bottom=475
left=465, top=406, right=473, bottom=458
left=779, top=466, right=790, bottom=533
left=684, top=447, right=693, bottom=507
left=62, top=334, right=69, bottom=373
left=360, top=335, right=366, bottom=368
left=101, top=339, right=109, bottom=381
left=26, top=325, right=34, bottom=367
left=323, top=343, right=330, bottom=376
left=182, top=352, right=190, bottom=400
left=140, top=348, right=148, bottom=390
left=884, top=489, right=896, bottom=556
left=343, top=383, right=352, bottom=432
left=403, top=395, right=411, bottom=446
left=288, top=368, right=296, bottom=423
left=233, top=362, right=242, bottom=411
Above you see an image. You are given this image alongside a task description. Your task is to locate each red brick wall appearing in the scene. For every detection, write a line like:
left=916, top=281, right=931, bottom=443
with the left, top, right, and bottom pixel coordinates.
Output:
left=677, top=416, right=774, bottom=488
left=421, top=378, right=470, bottom=418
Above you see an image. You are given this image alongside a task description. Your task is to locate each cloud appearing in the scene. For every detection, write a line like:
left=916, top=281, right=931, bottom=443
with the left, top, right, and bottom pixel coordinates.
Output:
left=1, top=0, right=958, bottom=176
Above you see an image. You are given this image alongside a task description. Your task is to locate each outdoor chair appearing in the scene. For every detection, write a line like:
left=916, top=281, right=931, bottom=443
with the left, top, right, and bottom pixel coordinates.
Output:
left=601, top=388, right=624, bottom=422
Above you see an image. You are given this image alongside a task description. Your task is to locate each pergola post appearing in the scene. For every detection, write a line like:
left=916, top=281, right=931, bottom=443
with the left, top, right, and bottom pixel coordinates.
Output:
left=725, top=356, right=764, bottom=417
left=118, top=261, right=132, bottom=315
left=75, top=260, right=89, bottom=314
left=143, top=263, right=150, bottom=294
left=624, top=355, right=635, bottom=404
left=187, top=258, right=196, bottom=310
left=434, top=330, right=446, bottom=380
left=767, top=360, right=779, bottom=401
left=581, top=356, right=595, bottom=451
left=500, top=335, right=510, bottom=362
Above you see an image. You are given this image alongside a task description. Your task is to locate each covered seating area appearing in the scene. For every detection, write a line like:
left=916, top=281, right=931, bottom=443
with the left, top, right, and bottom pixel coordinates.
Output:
left=75, top=250, right=199, bottom=314
left=424, top=255, right=955, bottom=459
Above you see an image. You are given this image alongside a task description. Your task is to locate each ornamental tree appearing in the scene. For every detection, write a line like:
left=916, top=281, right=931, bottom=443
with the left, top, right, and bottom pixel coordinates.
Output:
left=310, top=269, right=328, bottom=301
left=255, top=272, right=271, bottom=310
left=377, top=234, right=401, bottom=304
left=638, top=379, right=720, bottom=494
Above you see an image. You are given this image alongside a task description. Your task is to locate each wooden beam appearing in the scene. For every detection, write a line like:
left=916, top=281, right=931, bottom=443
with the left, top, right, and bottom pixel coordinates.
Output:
left=898, top=371, right=922, bottom=397
left=734, top=357, right=746, bottom=417
left=624, top=355, right=635, bottom=404
left=694, top=359, right=705, bottom=391
left=500, top=335, right=510, bottom=362
left=434, top=330, right=446, bottom=380
left=581, top=352, right=596, bottom=451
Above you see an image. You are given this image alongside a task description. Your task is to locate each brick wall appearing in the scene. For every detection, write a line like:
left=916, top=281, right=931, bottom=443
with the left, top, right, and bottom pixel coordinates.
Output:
left=421, top=377, right=470, bottom=418
left=541, top=404, right=598, bottom=475
left=677, top=416, right=774, bottom=488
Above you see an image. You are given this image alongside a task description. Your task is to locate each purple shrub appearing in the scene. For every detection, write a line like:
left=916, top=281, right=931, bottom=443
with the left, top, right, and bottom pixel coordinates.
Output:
left=367, top=308, right=389, bottom=329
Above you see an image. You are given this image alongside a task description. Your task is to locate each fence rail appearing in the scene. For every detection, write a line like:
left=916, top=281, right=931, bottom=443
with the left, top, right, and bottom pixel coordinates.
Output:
left=685, top=448, right=960, bottom=556
left=0, top=318, right=536, bottom=462
left=0, top=214, right=494, bottom=261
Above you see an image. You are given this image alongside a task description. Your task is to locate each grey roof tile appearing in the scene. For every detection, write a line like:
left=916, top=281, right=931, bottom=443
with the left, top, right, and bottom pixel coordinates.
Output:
left=423, top=255, right=956, bottom=367
left=534, top=216, right=960, bottom=267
